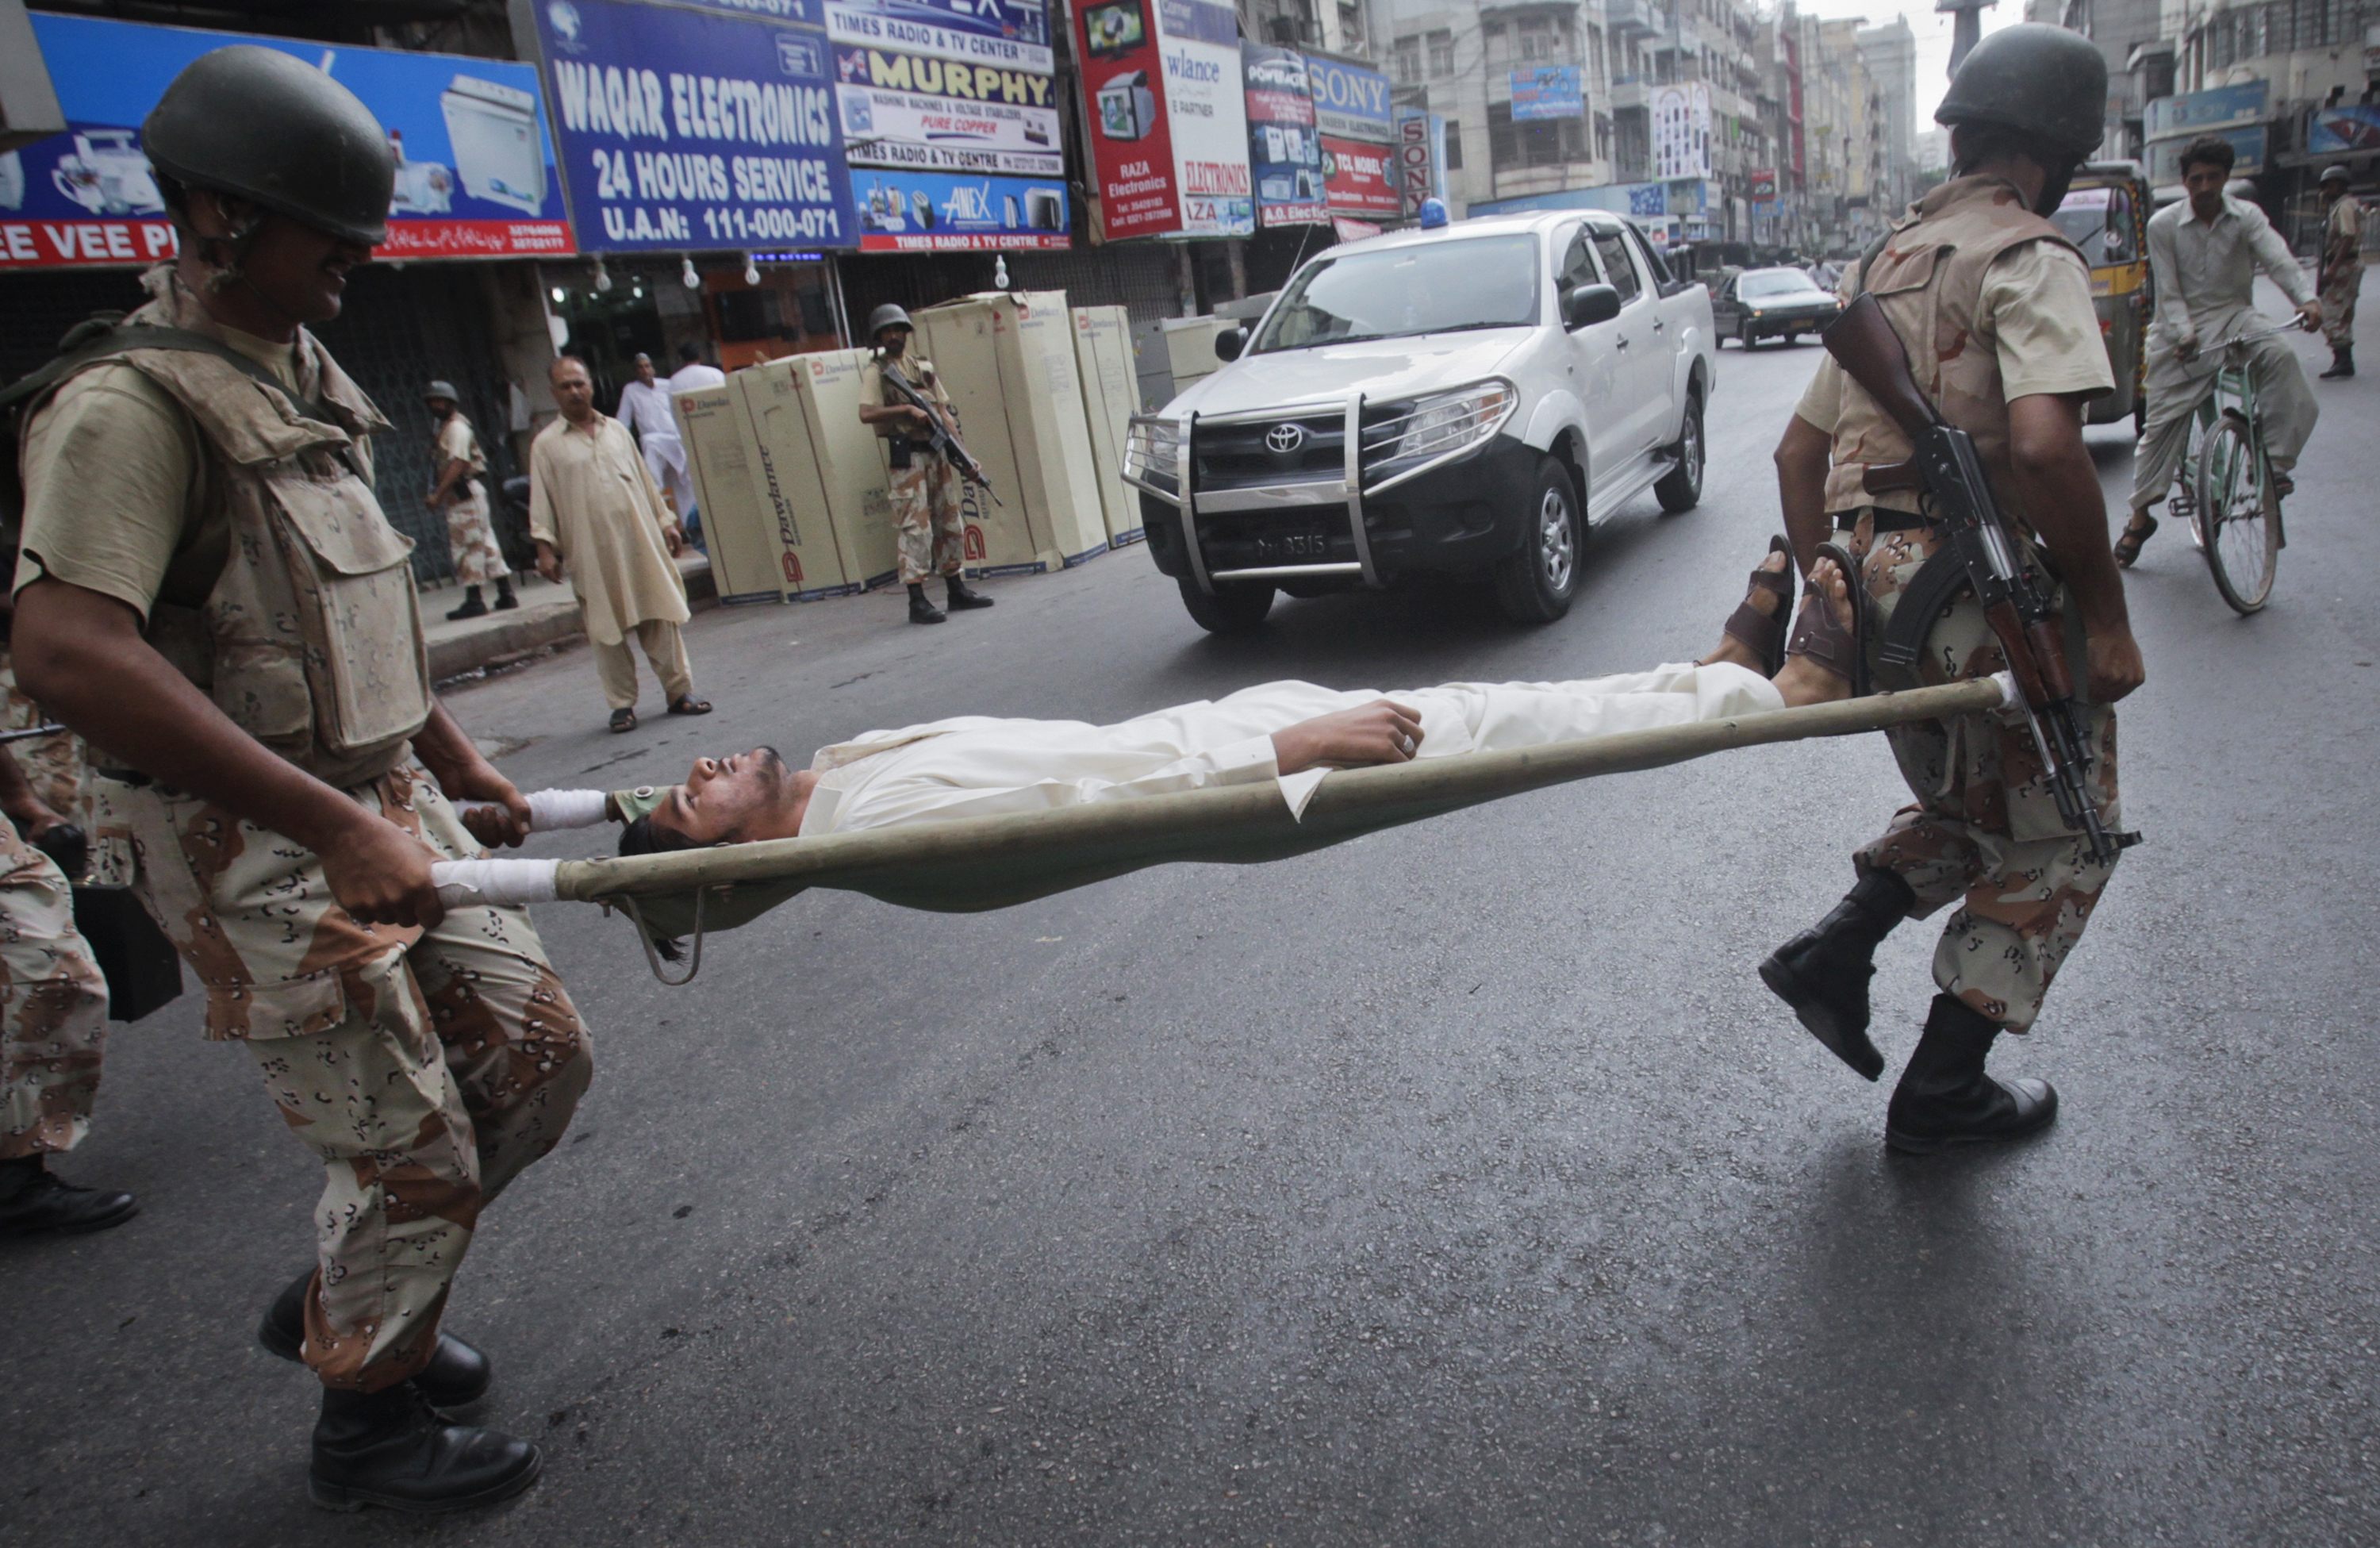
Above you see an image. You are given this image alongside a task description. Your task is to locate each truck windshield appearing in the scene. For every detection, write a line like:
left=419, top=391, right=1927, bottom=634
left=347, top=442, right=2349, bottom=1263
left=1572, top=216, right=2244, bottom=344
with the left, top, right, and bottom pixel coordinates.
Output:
left=1251, top=234, right=1541, bottom=352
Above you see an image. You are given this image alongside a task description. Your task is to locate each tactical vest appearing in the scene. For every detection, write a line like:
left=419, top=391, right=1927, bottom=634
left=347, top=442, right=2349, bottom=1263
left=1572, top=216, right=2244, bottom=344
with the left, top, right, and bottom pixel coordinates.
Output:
left=1826, top=176, right=2083, bottom=530
left=33, top=305, right=432, bottom=789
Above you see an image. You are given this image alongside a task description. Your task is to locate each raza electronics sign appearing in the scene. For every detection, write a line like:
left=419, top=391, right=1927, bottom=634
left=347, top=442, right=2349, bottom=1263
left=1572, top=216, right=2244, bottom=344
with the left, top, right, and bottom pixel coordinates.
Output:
left=1073, top=0, right=1250, bottom=238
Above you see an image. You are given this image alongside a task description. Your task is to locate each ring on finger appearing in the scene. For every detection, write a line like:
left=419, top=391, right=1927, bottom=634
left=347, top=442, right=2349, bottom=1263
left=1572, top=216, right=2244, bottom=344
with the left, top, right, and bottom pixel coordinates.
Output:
left=1399, top=733, right=1416, bottom=754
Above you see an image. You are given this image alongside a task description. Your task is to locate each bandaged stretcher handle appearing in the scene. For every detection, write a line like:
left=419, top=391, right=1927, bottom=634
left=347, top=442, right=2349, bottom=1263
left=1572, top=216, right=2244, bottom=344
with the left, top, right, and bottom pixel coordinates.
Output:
left=1822, top=294, right=2137, bottom=866
left=432, top=789, right=609, bottom=908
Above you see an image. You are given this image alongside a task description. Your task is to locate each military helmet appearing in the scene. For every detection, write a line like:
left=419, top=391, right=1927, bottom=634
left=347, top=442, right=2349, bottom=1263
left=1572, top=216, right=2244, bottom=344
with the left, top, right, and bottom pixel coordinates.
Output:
left=2321, top=164, right=2351, bottom=186
left=1934, top=23, right=2108, bottom=158
left=423, top=379, right=459, bottom=405
left=143, top=46, right=396, bottom=247
left=867, top=303, right=915, bottom=340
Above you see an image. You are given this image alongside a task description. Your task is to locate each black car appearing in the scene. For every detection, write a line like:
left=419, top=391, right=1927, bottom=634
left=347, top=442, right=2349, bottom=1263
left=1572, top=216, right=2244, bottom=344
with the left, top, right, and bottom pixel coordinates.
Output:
left=1710, top=267, right=1840, bottom=348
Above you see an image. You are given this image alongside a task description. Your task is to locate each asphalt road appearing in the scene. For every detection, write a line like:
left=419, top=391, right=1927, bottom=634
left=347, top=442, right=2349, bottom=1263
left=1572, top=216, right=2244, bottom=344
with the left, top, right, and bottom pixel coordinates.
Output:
left=8, top=296, right=2377, bottom=1548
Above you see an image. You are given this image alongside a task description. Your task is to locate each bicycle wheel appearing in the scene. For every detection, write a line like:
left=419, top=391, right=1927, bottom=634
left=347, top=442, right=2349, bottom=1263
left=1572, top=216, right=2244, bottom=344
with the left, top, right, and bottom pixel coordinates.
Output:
left=2194, top=413, right=2278, bottom=614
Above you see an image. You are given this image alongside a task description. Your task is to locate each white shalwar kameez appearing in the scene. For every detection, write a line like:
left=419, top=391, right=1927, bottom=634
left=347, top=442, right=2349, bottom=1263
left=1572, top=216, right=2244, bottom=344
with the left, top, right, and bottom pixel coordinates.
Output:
left=798, top=662, right=1782, bottom=837
left=617, top=378, right=696, bottom=520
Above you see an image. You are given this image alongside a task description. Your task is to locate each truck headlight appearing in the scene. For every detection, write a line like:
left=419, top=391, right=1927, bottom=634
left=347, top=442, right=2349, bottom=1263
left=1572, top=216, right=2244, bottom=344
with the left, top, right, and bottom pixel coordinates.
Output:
left=1361, top=380, right=1517, bottom=482
left=1123, top=415, right=1182, bottom=500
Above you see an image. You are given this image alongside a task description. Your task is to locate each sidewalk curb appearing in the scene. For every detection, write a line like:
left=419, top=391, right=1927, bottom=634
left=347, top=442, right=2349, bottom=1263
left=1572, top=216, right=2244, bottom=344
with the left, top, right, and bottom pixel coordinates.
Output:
left=429, top=560, right=718, bottom=682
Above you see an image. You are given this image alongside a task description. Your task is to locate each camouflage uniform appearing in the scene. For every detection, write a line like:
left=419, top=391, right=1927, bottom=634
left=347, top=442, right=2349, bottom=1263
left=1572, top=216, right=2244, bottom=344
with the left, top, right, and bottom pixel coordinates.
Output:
left=0, top=652, right=88, bottom=828
left=16, top=275, right=591, bottom=1392
left=859, top=353, right=967, bottom=585
left=2320, top=193, right=2363, bottom=352
left=1802, top=175, right=2121, bottom=1034
left=0, top=819, right=109, bottom=1162
left=432, top=413, right=509, bottom=587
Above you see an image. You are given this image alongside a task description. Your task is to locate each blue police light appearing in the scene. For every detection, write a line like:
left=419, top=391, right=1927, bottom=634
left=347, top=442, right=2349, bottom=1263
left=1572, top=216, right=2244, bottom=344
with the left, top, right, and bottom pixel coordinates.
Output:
left=1418, top=198, right=1450, bottom=229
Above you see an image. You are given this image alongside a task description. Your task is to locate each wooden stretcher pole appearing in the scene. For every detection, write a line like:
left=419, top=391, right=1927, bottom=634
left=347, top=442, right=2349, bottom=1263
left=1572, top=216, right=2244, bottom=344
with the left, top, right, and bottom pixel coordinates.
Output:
left=548, top=678, right=2011, bottom=905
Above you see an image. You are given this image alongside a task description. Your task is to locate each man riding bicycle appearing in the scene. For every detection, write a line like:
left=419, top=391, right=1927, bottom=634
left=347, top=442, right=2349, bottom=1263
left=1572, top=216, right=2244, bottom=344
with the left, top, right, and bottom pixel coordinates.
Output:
left=2118, top=135, right=2321, bottom=567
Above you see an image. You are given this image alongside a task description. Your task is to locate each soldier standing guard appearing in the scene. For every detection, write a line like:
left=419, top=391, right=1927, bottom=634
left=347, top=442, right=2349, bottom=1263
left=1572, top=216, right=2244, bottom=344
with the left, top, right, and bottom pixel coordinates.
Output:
left=9, top=48, right=589, bottom=1512
left=2317, top=166, right=2363, bottom=380
left=422, top=380, right=516, bottom=619
left=855, top=304, right=996, bottom=625
left=1760, top=25, right=2146, bottom=1153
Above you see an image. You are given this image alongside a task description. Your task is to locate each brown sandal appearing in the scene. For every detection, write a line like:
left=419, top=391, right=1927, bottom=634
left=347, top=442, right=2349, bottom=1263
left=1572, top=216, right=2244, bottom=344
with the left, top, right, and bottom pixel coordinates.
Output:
left=2112, top=512, right=2156, bottom=568
left=1784, top=542, right=1869, bottom=697
left=1721, top=535, right=1798, bottom=676
left=666, top=695, right=713, bottom=716
left=608, top=708, right=637, bottom=733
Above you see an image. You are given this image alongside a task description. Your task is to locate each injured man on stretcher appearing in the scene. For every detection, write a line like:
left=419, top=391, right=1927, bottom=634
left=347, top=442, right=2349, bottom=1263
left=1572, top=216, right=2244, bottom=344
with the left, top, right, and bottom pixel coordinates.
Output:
left=462, top=542, right=1855, bottom=858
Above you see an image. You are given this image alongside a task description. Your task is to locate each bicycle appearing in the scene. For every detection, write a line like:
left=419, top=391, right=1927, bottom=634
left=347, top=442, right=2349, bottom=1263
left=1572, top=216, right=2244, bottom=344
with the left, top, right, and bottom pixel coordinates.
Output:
left=2159, top=321, right=2301, bottom=615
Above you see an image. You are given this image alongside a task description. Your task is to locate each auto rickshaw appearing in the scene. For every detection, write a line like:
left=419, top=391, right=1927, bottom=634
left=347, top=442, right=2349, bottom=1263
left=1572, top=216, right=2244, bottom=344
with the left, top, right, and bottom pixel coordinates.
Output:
left=2055, top=159, right=2153, bottom=431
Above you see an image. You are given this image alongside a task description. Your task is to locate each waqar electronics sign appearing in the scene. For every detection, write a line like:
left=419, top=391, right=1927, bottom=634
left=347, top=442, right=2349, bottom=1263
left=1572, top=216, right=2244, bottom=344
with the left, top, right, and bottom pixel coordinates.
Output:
left=524, top=0, right=856, bottom=252
left=6, top=13, right=571, bottom=269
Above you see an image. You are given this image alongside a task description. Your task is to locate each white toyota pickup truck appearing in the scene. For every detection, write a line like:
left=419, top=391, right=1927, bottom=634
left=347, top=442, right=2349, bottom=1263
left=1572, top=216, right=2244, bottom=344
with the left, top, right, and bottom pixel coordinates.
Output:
left=1123, top=210, right=1718, bottom=631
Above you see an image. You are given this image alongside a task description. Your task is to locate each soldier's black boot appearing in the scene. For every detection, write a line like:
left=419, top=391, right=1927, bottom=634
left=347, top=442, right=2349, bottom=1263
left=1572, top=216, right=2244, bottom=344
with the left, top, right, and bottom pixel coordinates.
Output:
left=2320, top=344, right=2355, bottom=379
left=445, top=586, right=488, bottom=620
left=1757, top=867, right=1914, bottom=1081
left=260, top=1267, right=493, bottom=1408
left=493, top=576, right=519, bottom=610
left=1883, top=993, right=2059, bottom=1155
left=907, top=583, right=946, bottom=624
left=0, top=1154, right=138, bottom=1236
left=945, top=575, right=995, bottom=610
left=309, top=1381, right=540, bottom=1515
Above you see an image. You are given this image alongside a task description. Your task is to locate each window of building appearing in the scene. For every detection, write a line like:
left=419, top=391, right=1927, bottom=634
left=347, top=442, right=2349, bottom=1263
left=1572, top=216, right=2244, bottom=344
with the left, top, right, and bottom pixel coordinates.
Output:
left=1489, top=101, right=1590, bottom=170
left=1394, top=35, right=1422, bottom=83
left=1444, top=117, right=1464, bottom=170
left=1427, top=29, right=1457, bottom=76
left=1338, top=1, right=1363, bottom=46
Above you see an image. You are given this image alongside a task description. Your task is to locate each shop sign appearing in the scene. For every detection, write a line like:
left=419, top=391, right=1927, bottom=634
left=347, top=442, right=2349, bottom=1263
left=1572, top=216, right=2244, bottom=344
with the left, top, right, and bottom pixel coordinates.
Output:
left=1073, top=0, right=1250, bottom=240
left=1393, top=107, right=1445, bottom=218
left=851, top=164, right=1067, bottom=248
left=1299, top=51, right=1391, bottom=144
left=2, top=13, right=573, bottom=269
left=2306, top=104, right=2380, bottom=156
left=1508, top=65, right=1583, bottom=122
left=861, top=0, right=1046, bottom=47
left=1320, top=133, right=1397, bottom=219
left=2143, top=80, right=2267, bottom=142
left=1651, top=83, right=1710, bottom=182
left=1242, top=43, right=1325, bottom=227
left=821, top=2, right=1053, bottom=71
left=1749, top=167, right=1777, bottom=201
left=838, top=84, right=1060, bottom=175
left=527, top=0, right=855, bottom=252
left=2146, top=125, right=2265, bottom=184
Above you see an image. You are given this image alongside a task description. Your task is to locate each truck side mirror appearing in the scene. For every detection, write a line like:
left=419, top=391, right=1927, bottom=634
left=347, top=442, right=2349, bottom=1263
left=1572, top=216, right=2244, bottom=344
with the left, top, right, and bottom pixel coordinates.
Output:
left=1214, top=327, right=1246, bottom=363
left=1564, top=284, right=1622, bottom=329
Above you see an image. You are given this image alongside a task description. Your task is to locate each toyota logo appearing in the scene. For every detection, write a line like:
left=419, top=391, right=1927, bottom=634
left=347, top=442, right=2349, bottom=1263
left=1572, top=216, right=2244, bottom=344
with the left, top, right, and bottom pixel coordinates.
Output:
left=1265, top=423, right=1306, bottom=454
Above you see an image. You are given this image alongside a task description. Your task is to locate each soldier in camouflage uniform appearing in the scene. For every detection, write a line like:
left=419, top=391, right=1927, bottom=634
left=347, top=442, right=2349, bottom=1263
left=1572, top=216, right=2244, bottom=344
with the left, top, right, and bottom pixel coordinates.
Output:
left=856, top=304, right=996, bottom=624
left=422, top=381, right=516, bottom=620
left=2317, top=166, right=2363, bottom=380
left=1758, top=26, right=2146, bottom=1154
left=10, top=48, right=579, bottom=1513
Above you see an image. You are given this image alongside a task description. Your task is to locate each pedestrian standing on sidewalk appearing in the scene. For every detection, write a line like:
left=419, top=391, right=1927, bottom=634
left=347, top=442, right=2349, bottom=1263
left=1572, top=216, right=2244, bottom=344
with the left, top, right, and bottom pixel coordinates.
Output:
left=663, top=344, right=724, bottom=547
left=615, top=352, right=696, bottom=524
left=7, top=45, right=588, bottom=1512
left=530, top=355, right=715, bottom=732
left=423, top=381, right=516, bottom=619
left=855, top=305, right=996, bottom=625
left=2318, top=166, right=2363, bottom=380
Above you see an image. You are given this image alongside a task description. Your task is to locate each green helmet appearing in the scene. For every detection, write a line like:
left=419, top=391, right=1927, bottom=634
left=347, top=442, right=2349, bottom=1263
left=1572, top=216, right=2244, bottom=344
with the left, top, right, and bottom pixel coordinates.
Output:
left=867, top=303, right=915, bottom=340
left=1934, top=23, right=2108, bottom=159
left=2321, top=165, right=2351, bottom=186
left=143, top=46, right=395, bottom=246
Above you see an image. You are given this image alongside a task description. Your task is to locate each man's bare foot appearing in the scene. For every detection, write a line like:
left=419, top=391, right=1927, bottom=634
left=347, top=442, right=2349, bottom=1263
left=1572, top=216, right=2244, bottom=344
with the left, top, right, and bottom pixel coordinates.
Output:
left=1772, top=552, right=1859, bottom=708
left=1702, top=546, right=1795, bottom=671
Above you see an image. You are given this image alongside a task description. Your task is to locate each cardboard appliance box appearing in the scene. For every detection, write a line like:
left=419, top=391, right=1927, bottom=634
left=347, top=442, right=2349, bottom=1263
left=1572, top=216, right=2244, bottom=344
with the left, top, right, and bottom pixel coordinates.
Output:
left=1070, top=305, right=1143, bottom=546
left=673, top=384, right=806, bottom=605
left=777, top=349, right=901, bottom=590
left=731, top=356, right=874, bottom=600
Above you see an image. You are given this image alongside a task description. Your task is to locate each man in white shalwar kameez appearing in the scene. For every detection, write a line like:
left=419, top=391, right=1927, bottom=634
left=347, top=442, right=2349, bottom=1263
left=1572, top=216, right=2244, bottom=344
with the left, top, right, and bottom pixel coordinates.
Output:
left=615, top=352, right=694, bottom=524
left=2118, top=135, right=2321, bottom=565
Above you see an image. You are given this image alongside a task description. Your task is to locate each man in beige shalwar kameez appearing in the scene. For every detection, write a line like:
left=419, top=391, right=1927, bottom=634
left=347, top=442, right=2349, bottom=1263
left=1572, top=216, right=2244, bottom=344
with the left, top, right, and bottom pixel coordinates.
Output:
left=529, top=356, right=715, bottom=732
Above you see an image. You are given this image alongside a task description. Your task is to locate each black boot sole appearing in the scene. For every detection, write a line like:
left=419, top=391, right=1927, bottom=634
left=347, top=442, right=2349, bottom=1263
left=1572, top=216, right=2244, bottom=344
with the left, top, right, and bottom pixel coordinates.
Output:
left=308, top=1450, right=542, bottom=1515
left=1758, top=955, right=1884, bottom=1081
left=1885, top=1088, right=2059, bottom=1155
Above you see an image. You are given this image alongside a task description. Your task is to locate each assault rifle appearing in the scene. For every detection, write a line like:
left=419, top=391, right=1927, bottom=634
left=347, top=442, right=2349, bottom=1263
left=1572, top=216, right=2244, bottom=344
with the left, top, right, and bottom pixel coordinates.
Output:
left=878, top=358, right=1003, bottom=507
left=1821, top=292, right=2134, bottom=866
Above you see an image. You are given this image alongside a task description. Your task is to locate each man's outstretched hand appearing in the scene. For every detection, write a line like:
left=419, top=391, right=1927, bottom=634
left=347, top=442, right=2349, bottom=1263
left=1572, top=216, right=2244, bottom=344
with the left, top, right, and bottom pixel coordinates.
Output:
left=1272, top=701, right=1425, bottom=776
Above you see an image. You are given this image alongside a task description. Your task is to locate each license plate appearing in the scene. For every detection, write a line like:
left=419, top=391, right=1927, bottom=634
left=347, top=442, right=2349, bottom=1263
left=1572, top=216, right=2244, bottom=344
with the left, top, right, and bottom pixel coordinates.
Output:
left=1253, top=525, right=1331, bottom=563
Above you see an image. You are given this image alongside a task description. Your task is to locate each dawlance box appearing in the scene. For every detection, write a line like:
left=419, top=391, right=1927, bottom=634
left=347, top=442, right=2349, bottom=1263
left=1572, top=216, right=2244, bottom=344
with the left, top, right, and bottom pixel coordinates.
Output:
left=777, top=349, right=901, bottom=591
left=912, top=291, right=1111, bottom=574
left=1071, top=305, right=1143, bottom=546
left=730, top=357, right=869, bottom=600
left=672, top=383, right=804, bottom=605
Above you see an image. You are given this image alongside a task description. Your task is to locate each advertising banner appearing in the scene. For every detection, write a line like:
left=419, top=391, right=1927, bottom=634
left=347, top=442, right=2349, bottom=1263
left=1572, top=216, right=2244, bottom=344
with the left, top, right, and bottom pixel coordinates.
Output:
left=1242, top=43, right=1325, bottom=227
left=822, top=2, right=1053, bottom=72
left=1321, top=133, right=1398, bottom=219
left=4, top=13, right=572, bottom=269
left=1651, top=82, right=1710, bottom=182
left=1393, top=106, right=1445, bottom=217
left=1299, top=51, right=1392, bottom=143
left=2306, top=104, right=2380, bottom=156
left=2143, top=80, right=2267, bottom=142
left=1508, top=65, right=1583, bottom=122
left=528, top=0, right=854, bottom=252
left=837, top=84, right=1060, bottom=175
left=1073, top=0, right=1250, bottom=239
left=851, top=164, right=1067, bottom=248
left=1748, top=167, right=1776, bottom=200
left=2147, top=125, right=2265, bottom=184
